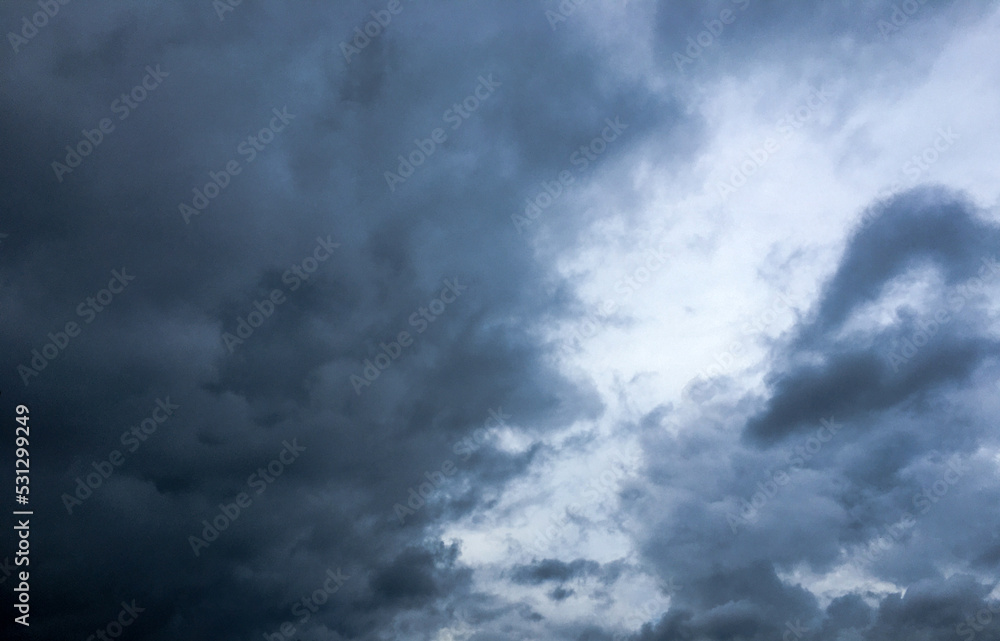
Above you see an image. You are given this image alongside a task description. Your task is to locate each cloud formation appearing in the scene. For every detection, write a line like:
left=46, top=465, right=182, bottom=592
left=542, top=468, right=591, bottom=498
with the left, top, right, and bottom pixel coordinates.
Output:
left=1, top=1, right=999, bottom=640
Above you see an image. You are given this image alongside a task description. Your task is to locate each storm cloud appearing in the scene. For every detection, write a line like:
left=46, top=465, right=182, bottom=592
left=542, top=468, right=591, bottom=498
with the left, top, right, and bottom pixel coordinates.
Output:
left=2, top=1, right=999, bottom=641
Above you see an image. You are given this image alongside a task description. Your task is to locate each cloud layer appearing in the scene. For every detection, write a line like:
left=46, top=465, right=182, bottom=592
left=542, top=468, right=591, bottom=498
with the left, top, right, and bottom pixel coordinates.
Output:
left=2, top=1, right=999, bottom=640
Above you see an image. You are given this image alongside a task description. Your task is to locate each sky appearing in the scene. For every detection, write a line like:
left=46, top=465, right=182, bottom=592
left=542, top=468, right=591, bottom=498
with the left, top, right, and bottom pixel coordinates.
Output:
left=2, top=1, right=1000, bottom=640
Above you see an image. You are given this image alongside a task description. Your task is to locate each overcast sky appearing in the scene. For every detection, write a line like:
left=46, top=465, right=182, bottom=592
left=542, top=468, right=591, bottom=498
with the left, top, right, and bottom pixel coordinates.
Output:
left=2, top=1, right=1000, bottom=640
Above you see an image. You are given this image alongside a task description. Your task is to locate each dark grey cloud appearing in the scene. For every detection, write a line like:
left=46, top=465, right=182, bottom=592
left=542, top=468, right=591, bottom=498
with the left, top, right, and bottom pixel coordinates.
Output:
left=1, top=2, right=997, bottom=641
left=802, top=186, right=1000, bottom=340
left=746, top=187, right=1000, bottom=442
left=0, top=0, right=688, bottom=638
left=628, top=185, right=1000, bottom=641
left=510, top=558, right=602, bottom=585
